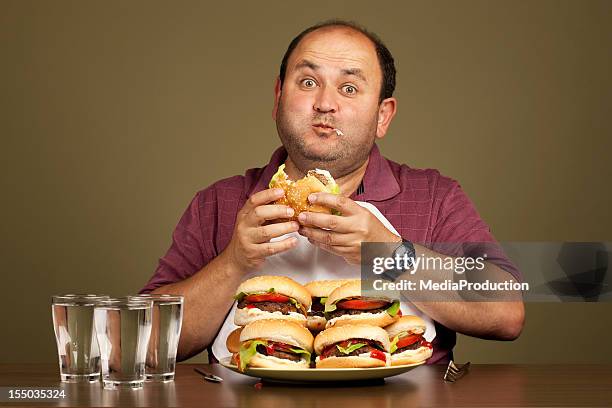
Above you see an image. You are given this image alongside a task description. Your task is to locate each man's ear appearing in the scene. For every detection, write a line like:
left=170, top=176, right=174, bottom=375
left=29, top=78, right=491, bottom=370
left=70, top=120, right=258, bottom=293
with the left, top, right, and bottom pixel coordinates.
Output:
left=272, top=77, right=282, bottom=120
left=375, top=97, right=397, bottom=139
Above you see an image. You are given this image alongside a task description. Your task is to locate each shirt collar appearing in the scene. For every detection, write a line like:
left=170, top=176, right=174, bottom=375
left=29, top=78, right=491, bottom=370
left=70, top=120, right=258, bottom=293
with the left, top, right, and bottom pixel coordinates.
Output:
left=251, top=144, right=400, bottom=202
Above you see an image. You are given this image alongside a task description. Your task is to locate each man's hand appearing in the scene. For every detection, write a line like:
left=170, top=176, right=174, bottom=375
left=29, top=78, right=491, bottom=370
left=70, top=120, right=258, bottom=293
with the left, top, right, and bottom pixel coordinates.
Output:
left=223, top=188, right=299, bottom=273
left=297, top=192, right=401, bottom=264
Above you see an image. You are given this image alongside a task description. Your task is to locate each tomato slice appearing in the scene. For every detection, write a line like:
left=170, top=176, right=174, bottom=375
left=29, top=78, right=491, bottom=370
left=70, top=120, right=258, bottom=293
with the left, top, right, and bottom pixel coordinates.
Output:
left=370, top=349, right=386, bottom=362
left=336, top=299, right=389, bottom=310
left=396, top=334, right=421, bottom=349
left=244, top=293, right=290, bottom=303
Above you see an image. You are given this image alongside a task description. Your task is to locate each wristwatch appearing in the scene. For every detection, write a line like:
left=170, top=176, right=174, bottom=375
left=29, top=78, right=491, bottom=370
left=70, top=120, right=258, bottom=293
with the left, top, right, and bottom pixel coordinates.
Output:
left=380, top=239, right=416, bottom=282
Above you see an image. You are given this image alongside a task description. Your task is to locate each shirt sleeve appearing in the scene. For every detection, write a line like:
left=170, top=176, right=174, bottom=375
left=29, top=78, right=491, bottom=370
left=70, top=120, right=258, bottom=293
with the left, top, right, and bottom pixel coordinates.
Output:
left=139, top=190, right=217, bottom=294
left=430, top=180, right=522, bottom=282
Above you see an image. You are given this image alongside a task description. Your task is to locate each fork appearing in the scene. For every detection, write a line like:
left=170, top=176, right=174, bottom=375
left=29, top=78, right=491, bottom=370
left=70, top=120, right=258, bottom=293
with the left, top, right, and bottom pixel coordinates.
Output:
left=443, top=360, right=471, bottom=383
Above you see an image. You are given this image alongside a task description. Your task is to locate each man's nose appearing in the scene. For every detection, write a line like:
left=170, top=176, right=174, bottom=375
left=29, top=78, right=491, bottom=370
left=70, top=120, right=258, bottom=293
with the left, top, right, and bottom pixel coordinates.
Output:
left=313, top=85, right=338, bottom=113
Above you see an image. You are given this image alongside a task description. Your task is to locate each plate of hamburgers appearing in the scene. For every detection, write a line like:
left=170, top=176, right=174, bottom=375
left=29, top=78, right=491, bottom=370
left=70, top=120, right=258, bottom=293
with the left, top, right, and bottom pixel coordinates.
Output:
left=220, top=320, right=425, bottom=383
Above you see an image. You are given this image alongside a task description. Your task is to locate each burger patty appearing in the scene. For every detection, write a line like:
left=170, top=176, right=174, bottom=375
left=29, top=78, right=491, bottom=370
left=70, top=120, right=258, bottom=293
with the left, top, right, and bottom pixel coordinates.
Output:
left=311, top=297, right=325, bottom=313
left=237, top=300, right=299, bottom=315
left=321, top=339, right=384, bottom=358
left=255, top=345, right=302, bottom=362
left=325, top=307, right=387, bottom=320
left=308, top=310, right=324, bottom=317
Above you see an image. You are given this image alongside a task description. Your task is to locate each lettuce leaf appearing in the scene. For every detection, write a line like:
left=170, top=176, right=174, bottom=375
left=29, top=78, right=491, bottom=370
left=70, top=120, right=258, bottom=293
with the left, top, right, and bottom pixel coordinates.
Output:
left=390, top=335, right=399, bottom=353
left=336, top=342, right=367, bottom=355
left=324, top=301, right=337, bottom=313
left=289, top=348, right=312, bottom=362
left=233, top=288, right=276, bottom=302
left=238, top=340, right=268, bottom=371
left=319, top=297, right=328, bottom=305
left=269, top=164, right=288, bottom=188
left=386, top=300, right=401, bottom=317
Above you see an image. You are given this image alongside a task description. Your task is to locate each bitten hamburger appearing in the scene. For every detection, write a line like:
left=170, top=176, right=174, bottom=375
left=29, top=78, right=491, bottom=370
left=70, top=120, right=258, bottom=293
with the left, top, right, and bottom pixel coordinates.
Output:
left=304, top=279, right=350, bottom=332
left=233, top=319, right=314, bottom=371
left=385, top=315, right=433, bottom=365
left=269, top=164, right=340, bottom=221
left=324, top=280, right=401, bottom=328
left=233, top=276, right=311, bottom=326
left=314, top=324, right=391, bottom=368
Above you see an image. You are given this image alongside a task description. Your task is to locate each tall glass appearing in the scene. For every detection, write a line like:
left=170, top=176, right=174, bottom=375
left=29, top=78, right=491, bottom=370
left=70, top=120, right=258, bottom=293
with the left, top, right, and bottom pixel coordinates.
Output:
left=129, top=294, right=184, bottom=381
left=94, top=298, right=152, bottom=389
left=51, top=294, right=109, bottom=382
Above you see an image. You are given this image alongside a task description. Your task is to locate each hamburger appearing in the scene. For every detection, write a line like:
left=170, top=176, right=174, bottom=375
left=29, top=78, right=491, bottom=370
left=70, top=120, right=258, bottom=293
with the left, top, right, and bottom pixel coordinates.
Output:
left=304, top=279, right=350, bottom=332
left=385, top=315, right=433, bottom=365
left=233, top=276, right=311, bottom=326
left=314, top=324, right=391, bottom=368
left=324, top=280, right=401, bottom=328
left=269, top=164, right=340, bottom=221
left=233, top=319, right=314, bottom=371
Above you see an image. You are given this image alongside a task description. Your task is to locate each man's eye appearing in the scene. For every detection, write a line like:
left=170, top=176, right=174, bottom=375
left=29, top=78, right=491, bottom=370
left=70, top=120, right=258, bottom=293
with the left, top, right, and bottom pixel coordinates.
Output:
left=342, top=85, right=357, bottom=95
left=301, top=79, right=316, bottom=88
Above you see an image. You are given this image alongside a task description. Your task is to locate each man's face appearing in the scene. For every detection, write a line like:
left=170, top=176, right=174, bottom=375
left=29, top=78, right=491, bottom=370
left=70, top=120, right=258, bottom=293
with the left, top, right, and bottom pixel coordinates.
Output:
left=274, top=27, right=384, bottom=178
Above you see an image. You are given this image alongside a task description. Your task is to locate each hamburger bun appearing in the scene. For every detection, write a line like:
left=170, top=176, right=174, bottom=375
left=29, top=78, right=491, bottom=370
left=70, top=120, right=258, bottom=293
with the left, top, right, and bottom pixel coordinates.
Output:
left=269, top=165, right=340, bottom=221
left=316, top=355, right=387, bottom=368
left=304, top=279, right=351, bottom=298
left=314, top=324, right=390, bottom=354
left=385, top=315, right=427, bottom=338
left=306, top=315, right=326, bottom=332
left=390, top=346, right=433, bottom=366
left=235, top=275, right=311, bottom=310
left=234, top=305, right=307, bottom=326
left=325, top=310, right=398, bottom=329
left=314, top=325, right=391, bottom=368
left=240, top=319, right=314, bottom=352
left=325, top=279, right=362, bottom=306
left=248, top=353, right=311, bottom=369
left=226, top=327, right=243, bottom=353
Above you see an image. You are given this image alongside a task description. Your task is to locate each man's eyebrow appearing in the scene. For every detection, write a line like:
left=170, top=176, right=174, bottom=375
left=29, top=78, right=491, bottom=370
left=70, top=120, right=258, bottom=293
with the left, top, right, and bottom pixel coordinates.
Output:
left=295, top=60, right=320, bottom=71
left=341, top=67, right=367, bottom=83
left=294, top=59, right=367, bottom=83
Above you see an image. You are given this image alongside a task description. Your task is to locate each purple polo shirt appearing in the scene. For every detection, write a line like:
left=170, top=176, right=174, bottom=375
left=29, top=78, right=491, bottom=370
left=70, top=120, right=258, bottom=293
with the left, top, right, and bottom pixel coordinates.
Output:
left=141, top=144, right=520, bottom=364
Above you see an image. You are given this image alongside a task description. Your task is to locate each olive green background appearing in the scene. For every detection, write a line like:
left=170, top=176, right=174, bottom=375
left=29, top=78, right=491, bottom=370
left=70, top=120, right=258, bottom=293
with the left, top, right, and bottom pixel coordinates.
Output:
left=1, top=0, right=610, bottom=364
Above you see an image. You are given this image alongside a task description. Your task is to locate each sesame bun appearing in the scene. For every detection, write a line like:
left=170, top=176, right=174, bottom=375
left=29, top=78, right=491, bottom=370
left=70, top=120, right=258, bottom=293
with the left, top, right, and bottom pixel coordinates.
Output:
left=314, top=324, right=390, bottom=354
left=240, top=319, right=314, bottom=353
left=235, top=276, right=311, bottom=310
left=234, top=305, right=307, bottom=326
left=304, top=280, right=351, bottom=298
left=325, top=310, right=398, bottom=329
left=269, top=165, right=339, bottom=221
left=390, top=346, right=433, bottom=366
left=385, top=315, right=427, bottom=338
left=226, top=327, right=243, bottom=353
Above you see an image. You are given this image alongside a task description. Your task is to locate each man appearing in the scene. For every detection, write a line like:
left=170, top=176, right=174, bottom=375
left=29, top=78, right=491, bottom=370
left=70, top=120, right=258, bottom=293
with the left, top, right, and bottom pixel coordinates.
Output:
left=141, top=20, right=524, bottom=363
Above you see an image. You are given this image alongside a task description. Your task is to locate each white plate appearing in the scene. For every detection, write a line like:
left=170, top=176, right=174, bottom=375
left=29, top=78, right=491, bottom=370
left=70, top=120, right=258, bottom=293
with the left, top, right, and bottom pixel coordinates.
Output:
left=219, top=357, right=425, bottom=383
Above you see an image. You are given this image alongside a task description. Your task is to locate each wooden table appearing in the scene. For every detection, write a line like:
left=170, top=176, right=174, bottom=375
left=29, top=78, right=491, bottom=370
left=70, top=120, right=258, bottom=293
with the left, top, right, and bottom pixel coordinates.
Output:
left=1, top=364, right=611, bottom=407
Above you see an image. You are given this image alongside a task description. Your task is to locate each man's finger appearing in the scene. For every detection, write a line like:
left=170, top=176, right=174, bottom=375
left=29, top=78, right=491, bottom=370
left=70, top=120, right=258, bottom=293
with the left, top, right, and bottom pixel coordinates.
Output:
left=244, top=188, right=285, bottom=210
left=249, top=204, right=294, bottom=225
left=308, top=193, right=358, bottom=215
left=253, top=236, right=298, bottom=257
left=297, top=211, right=351, bottom=232
left=299, top=226, right=353, bottom=246
left=251, top=221, right=299, bottom=243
